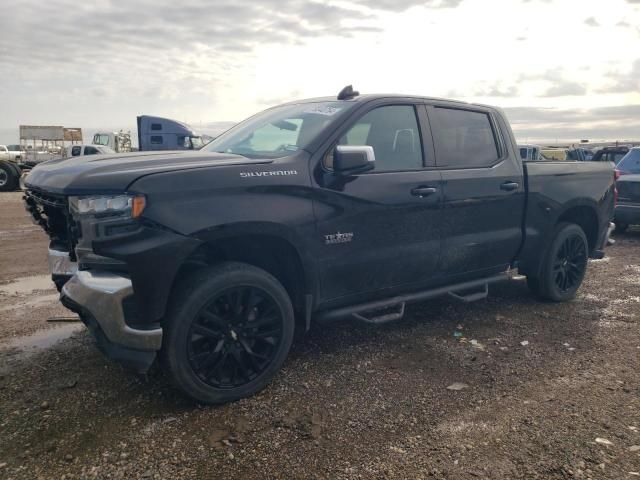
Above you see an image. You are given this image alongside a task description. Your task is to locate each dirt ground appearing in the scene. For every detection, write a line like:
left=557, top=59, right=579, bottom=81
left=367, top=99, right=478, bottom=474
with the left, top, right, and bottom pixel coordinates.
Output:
left=0, top=190, right=639, bottom=479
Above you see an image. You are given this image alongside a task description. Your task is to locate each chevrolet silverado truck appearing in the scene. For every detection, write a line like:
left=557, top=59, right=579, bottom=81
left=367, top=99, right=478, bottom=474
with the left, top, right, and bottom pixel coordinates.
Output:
left=24, top=87, right=615, bottom=404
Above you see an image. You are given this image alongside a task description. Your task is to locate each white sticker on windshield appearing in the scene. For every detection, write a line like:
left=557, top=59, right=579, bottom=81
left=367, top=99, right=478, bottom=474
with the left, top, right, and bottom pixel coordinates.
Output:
left=303, top=105, right=342, bottom=116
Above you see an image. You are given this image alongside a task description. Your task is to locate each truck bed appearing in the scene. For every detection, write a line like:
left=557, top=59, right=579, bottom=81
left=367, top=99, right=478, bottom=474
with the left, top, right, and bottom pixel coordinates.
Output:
left=518, top=160, right=615, bottom=276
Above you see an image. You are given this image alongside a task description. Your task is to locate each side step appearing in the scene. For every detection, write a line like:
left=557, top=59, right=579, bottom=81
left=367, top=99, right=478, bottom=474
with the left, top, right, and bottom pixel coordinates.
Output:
left=448, top=283, right=488, bottom=303
left=352, top=302, right=406, bottom=324
left=316, top=273, right=508, bottom=324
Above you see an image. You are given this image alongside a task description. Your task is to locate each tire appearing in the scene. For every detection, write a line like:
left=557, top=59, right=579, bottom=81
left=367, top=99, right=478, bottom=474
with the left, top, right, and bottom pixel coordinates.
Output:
left=614, top=222, right=628, bottom=233
left=0, top=162, right=19, bottom=192
left=534, top=223, right=589, bottom=302
left=526, top=276, right=541, bottom=295
left=161, top=262, right=295, bottom=404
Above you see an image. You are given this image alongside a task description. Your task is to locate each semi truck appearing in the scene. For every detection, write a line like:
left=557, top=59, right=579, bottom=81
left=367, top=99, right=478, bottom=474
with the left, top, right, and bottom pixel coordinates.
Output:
left=92, top=116, right=204, bottom=153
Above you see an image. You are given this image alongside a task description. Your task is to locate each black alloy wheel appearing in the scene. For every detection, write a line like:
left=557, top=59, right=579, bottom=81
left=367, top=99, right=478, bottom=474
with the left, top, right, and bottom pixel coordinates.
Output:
left=529, top=222, right=589, bottom=302
left=162, top=262, right=294, bottom=404
left=552, top=234, right=587, bottom=293
left=187, top=286, right=283, bottom=389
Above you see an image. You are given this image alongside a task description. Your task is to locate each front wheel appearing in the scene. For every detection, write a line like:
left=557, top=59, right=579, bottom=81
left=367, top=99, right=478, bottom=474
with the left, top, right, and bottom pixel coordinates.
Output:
left=531, top=223, right=589, bottom=302
left=161, top=262, right=295, bottom=404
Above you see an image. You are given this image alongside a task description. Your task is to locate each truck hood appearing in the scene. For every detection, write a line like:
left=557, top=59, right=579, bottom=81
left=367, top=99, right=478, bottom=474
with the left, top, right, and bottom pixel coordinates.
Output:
left=25, top=150, right=272, bottom=195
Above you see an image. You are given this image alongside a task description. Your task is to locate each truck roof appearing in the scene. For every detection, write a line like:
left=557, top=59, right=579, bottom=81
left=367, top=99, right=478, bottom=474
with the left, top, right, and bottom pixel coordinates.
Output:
left=277, top=93, right=491, bottom=110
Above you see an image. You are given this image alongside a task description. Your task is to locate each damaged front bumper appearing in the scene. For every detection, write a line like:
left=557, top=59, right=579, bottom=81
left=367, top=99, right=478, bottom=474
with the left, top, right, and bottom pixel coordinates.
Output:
left=60, top=270, right=162, bottom=373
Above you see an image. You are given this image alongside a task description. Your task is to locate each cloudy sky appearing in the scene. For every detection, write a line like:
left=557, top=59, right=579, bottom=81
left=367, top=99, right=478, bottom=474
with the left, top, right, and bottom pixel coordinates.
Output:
left=1, top=0, right=639, bottom=142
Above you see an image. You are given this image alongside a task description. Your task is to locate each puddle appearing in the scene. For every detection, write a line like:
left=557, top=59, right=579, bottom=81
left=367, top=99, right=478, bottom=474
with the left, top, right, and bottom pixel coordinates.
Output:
left=0, top=293, right=60, bottom=313
left=0, top=275, right=54, bottom=295
left=0, top=323, right=84, bottom=372
left=0, top=227, right=41, bottom=239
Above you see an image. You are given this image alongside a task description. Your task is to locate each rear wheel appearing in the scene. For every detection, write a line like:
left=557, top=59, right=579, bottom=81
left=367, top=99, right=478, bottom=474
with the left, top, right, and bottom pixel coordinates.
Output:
left=162, top=262, right=294, bottom=404
left=531, top=223, right=589, bottom=302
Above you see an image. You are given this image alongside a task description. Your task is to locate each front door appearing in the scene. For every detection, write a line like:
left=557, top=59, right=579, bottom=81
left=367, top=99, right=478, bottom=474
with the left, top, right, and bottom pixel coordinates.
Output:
left=312, top=103, right=443, bottom=302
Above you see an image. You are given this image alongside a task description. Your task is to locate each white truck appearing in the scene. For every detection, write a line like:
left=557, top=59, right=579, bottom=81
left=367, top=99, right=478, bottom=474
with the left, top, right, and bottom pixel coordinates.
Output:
left=1, top=144, right=23, bottom=162
left=92, top=131, right=132, bottom=154
left=0, top=145, right=9, bottom=162
left=66, top=144, right=115, bottom=157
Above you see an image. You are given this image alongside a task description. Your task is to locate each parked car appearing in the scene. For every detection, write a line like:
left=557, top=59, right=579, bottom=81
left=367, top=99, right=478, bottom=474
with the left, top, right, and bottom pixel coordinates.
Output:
left=65, top=144, right=115, bottom=157
left=518, top=144, right=545, bottom=161
left=592, top=146, right=629, bottom=164
left=541, top=148, right=587, bottom=161
left=614, top=147, right=640, bottom=232
left=24, top=88, right=615, bottom=404
left=576, top=148, right=594, bottom=161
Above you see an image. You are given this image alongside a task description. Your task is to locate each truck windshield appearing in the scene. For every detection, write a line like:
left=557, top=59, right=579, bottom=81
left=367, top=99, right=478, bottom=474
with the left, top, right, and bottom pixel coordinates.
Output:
left=190, top=136, right=204, bottom=149
left=93, top=134, right=110, bottom=146
left=204, top=102, right=347, bottom=158
left=617, top=149, right=640, bottom=174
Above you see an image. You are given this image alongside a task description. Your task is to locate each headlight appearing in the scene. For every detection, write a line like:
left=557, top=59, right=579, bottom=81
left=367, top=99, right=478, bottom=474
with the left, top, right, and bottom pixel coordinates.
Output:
left=69, top=194, right=146, bottom=218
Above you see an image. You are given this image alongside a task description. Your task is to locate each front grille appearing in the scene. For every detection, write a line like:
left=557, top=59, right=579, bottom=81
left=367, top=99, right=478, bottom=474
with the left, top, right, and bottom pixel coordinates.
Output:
left=617, top=181, right=640, bottom=203
left=24, top=190, right=79, bottom=259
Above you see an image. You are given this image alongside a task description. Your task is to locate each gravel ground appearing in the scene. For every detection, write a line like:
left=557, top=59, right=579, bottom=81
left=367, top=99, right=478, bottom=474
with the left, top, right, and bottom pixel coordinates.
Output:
left=0, top=190, right=639, bottom=479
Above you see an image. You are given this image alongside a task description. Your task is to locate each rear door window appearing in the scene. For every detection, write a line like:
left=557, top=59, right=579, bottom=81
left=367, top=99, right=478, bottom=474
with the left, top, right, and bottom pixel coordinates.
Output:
left=71, top=146, right=81, bottom=156
left=430, top=107, right=500, bottom=168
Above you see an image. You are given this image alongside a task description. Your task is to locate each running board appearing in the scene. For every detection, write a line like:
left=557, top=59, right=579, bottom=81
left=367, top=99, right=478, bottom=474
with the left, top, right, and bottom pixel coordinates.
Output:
left=352, top=302, right=406, bottom=324
left=315, top=273, right=508, bottom=324
left=448, top=283, right=488, bottom=303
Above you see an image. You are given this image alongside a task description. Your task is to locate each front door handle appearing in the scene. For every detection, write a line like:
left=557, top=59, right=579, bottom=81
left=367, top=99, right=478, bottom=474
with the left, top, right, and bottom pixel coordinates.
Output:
left=411, top=186, right=438, bottom=197
left=500, top=181, right=520, bottom=191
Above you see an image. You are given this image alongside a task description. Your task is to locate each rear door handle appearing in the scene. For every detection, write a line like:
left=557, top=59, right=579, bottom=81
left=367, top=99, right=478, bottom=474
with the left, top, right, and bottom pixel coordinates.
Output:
left=500, top=181, right=520, bottom=191
left=411, top=186, right=438, bottom=197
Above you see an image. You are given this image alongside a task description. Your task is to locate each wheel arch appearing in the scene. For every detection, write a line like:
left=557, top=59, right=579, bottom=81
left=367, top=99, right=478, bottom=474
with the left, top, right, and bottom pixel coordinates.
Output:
left=174, top=222, right=317, bottom=328
left=556, top=203, right=599, bottom=253
left=518, top=199, right=601, bottom=278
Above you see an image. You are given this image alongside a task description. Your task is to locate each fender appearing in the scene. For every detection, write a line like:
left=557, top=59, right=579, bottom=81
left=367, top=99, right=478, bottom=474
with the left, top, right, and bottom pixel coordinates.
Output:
left=518, top=196, right=606, bottom=277
left=192, top=221, right=320, bottom=306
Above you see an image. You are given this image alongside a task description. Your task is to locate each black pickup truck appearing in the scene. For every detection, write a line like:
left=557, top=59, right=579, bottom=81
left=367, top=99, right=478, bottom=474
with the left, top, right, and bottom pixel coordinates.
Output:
left=24, top=87, right=615, bottom=403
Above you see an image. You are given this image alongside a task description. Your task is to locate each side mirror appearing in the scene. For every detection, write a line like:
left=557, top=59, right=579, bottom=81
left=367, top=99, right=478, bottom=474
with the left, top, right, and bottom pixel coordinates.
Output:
left=333, top=145, right=375, bottom=175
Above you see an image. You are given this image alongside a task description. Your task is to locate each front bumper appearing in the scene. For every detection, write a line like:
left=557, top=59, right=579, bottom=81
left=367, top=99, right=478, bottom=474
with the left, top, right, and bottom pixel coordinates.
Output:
left=61, top=270, right=163, bottom=373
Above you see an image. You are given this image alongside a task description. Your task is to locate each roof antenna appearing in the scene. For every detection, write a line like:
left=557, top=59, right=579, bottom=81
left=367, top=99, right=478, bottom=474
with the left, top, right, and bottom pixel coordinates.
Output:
left=337, top=85, right=359, bottom=100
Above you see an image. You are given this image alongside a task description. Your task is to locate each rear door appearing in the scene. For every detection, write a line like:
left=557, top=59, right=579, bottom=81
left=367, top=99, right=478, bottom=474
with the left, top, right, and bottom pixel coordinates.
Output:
left=427, top=104, right=525, bottom=278
left=312, top=102, right=443, bottom=301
